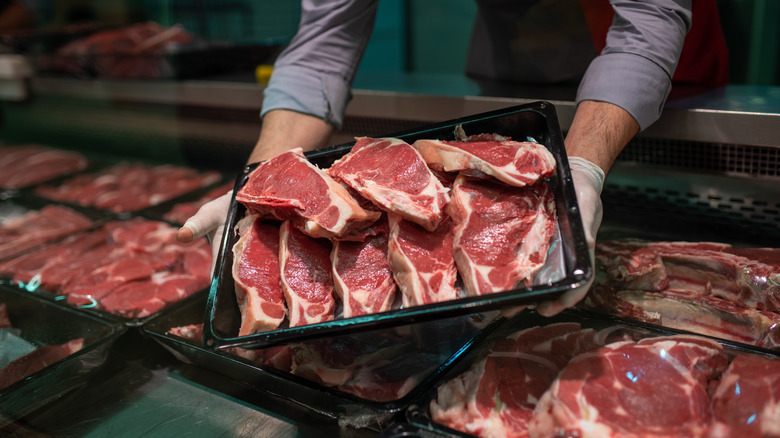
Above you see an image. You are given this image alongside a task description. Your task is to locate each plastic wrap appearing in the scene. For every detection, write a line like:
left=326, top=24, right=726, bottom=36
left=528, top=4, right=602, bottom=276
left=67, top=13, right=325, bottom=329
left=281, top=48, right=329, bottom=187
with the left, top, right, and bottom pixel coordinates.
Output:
left=144, top=293, right=503, bottom=429
left=0, top=286, right=124, bottom=426
left=397, top=308, right=780, bottom=438
left=582, top=238, right=780, bottom=352
left=205, top=102, right=591, bottom=350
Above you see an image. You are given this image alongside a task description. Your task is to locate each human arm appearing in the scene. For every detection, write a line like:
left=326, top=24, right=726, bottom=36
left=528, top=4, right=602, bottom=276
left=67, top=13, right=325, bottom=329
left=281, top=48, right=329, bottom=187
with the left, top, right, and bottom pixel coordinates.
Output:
left=534, top=1, right=693, bottom=315
left=176, top=0, right=379, bottom=269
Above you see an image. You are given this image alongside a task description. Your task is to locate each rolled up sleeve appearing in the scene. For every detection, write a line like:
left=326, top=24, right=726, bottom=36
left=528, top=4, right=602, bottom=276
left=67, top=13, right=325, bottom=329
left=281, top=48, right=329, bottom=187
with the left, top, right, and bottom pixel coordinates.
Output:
left=576, top=0, right=692, bottom=131
left=261, top=0, right=379, bottom=129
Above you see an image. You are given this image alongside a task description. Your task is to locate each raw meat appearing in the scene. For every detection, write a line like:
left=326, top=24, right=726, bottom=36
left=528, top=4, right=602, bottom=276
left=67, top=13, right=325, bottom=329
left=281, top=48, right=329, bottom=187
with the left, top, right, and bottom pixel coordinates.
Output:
left=0, top=205, right=94, bottom=260
left=236, top=148, right=380, bottom=239
left=279, top=221, right=335, bottom=327
left=0, top=144, right=88, bottom=189
left=289, top=331, right=424, bottom=402
left=34, top=162, right=221, bottom=213
left=163, top=182, right=233, bottom=224
left=0, top=231, right=108, bottom=285
left=430, top=323, right=600, bottom=438
left=0, top=218, right=211, bottom=318
left=232, top=215, right=285, bottom=336
left=529, top=335, right=729, bottom=438
left=595, top=239, right=780, bottom=312
left=583, top=286, right=780, bottom=351
left=710, top=353, right=780, bottom=437
left=41, top=22, right=193, bottom=79
left=0, top=339, right=84, bottom=390
left=387, top=213, right=458, bottom=307
left=327, top=137, right=450, bottom=231
left=410, top=131, right=556, bottom=187
left=331, top=215, right=397, bottom=318
left=449, top=174, right=556, bottom=296
left=99, top=271, right=205, bottom=318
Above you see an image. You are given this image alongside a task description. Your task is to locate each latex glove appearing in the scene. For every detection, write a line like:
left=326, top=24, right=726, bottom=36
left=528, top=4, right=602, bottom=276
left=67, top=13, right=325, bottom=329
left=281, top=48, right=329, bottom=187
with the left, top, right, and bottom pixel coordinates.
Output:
left=176, top=190, right=233, bottom=277
left=535, top=156, right=605, bottom=316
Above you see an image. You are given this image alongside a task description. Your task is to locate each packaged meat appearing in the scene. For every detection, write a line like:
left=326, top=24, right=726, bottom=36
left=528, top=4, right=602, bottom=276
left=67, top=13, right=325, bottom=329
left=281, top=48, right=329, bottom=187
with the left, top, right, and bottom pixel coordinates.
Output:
left=582, top=238, right=780, bottom=352
left=205, top=102, right=591, bottom=350
left=33, top=161, right=221, bottom=213
left=0, top=144, right=88, bottom=190
left=404, top=308, right=780, bottom=438
left=0, top=203, right=96, bottom=261
left=0, top=286, right=124, bottom=426
left=0, top=217, right=211, bottom=322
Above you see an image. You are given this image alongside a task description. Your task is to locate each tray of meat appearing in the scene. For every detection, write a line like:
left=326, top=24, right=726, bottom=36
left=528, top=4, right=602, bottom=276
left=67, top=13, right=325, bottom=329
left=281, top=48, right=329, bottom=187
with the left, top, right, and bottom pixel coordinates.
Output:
left=0, top=217, right=212, bottom=326
left=393, top=307, right=780, bottom=438
left=569, top=181, right=780, bottom=355
left=0, top=143, right=89, bottom=191
left=31, top=161, right=222, bottom=214
left=0, top=198, right=107, bottom=262
left=204, top=101, right=591, bottom=350
left=35, top=21, right=284, bottom=80
left=143, top=291, right=503, bottom=428
left=0, top=285, right=125, bottom=426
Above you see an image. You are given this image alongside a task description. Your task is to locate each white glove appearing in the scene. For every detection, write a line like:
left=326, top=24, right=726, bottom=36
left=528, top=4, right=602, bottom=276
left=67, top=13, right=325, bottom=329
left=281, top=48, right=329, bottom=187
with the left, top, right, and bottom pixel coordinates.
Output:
left=535, top=156, right=604, bottom=316
left=176, top=190, right=233, bottom=277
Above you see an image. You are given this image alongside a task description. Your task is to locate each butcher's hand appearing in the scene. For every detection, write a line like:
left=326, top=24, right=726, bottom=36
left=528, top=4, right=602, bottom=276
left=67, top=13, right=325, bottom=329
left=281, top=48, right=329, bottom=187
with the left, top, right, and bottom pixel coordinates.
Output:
left=176, top=191, right=233, bottom=276
left=535, top=156, right=604, bottom=316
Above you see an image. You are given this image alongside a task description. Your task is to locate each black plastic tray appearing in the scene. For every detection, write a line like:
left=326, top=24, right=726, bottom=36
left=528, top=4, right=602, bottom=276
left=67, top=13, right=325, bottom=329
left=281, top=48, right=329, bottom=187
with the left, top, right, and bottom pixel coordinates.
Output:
left=393, top=308, right=780, bottom=438
left=143, top=292, right=504, bottom=429
left=204, top=101, right=591, bottom=350
left=0, top=285, right=125, bottom=426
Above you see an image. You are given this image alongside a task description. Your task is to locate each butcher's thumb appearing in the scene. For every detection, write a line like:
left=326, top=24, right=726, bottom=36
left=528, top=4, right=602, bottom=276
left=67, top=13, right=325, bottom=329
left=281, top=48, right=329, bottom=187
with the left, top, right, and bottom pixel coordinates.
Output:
left=568, top=157, right=604, bottom=247
left=177, top=191, right=233, bottom=243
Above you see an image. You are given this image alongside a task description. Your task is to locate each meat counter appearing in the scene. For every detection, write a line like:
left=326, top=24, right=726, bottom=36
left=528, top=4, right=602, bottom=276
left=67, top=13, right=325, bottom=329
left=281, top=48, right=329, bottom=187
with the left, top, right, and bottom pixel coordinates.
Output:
left=0, top=76, right=778, bottom=437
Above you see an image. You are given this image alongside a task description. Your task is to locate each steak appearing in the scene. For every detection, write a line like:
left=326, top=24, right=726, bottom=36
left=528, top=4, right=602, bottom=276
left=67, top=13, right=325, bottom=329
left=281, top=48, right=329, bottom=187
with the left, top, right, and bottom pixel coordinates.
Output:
left=529, top=335, right=729, bottom=438
left=236, top=148, right=380, bottom=239
left=232, top=215, right=285, bottom=336
left=327, top=137, right=450, bottom=231
left=410, top=133, right=556, bottom=188
left=33, top=162, right=220, bottom=213
left=331, top=215, right=397, bottom=318
left=449, top=174, right=556, bottom=296
left=0, top=218, right=210, bottom=318
left=99, top=271, right=204, bottom=318
left=595, top=239, right=780, bottom=312
left=0, top=205, right=94, bottom=260
left=387, top=213, right=458, bottom=307
left=279, top=221, right=335, bottom=327
left=430, top=323, right=600, bottom=438
left=0, top=144, right=88, bottom=189
left=710, top=353, right=780, bottom=437
left=584, top=286, right=780, bottom=351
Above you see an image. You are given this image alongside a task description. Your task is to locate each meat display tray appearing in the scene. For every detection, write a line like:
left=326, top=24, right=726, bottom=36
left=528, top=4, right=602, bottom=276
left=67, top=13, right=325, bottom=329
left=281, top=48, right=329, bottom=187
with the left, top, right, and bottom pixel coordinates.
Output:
left=205, top=101, right=591, bottom=350
left=143, top=292, right=504, bottom=428
left=389, top=308, right=780, bottom=438
left=0, top=285, right=125, bottom=426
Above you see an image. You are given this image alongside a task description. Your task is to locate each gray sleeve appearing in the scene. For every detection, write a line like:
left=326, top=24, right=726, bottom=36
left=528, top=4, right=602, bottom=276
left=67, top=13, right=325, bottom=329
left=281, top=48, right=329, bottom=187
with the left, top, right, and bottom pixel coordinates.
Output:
left=576, top=0, right=692, bottom=131
left=261, top=0, right=380, bottom=129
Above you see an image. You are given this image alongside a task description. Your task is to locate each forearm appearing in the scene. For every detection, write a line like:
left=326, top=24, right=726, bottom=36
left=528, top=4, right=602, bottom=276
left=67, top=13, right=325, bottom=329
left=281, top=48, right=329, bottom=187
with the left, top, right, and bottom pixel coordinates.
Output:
left=247, top=109, right=336, bottom=165
left=564, top=100, right=639, bottom=174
